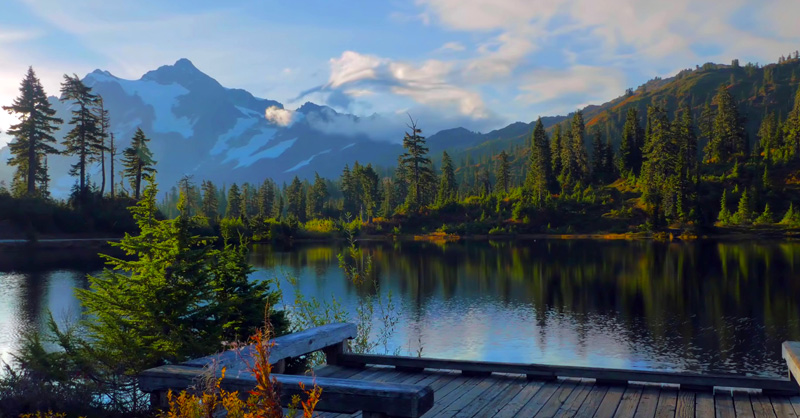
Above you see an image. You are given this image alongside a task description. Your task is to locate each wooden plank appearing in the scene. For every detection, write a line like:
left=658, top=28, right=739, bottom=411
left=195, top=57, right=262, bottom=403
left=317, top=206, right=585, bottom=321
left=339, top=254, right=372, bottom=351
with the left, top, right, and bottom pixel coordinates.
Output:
left=552, top=381, right=594, bottom=417
left=632, top=387, right=659, bottom=418
left=654, top=389, right=678, bottom=418
left=750, top=395, right=777, bottom=418
left=452, top=375, right=521, bottom=418
left=492, top=380, right=551, bottom=418
left=675, top=391, right=695, bottom=418
left=442, top=375, right=503, bottom=417
left=185, top=323, right=357, bottom=376
left=715, top=393, right=736, bottom=418
left=531, top=381, right=578, bottom=417
left=573, top=385, right=609, bottom=418
left=593, top=385, right=626, bottom=418
left=696, top=392, right=715, bottom=418
left=421, top=376, right=486, bottom=417
left=769, top=396, right=798, bottom=418
left=791, top=396, right=800, bottom=416
left=139, top=364, right=432, bottom=418
left=470, top=377, right=535, bottom=418
left=733, top=393, right=755, bottom=418
left=613, top=386, right=644, bottom=418
left=339, top=353, right=798, bottom=394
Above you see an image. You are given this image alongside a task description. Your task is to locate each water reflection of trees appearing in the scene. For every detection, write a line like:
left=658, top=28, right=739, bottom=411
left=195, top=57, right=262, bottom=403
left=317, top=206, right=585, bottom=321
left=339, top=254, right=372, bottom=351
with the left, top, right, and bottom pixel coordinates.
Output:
left=251, top=240, right=800, bottom=373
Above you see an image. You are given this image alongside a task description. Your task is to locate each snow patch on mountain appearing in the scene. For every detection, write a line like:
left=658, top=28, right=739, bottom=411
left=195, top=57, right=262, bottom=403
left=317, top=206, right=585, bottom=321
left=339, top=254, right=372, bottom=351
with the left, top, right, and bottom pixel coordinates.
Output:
left=286, top=149, right=332, bottom=172
left=211, top=117, right=260, bottom=156
left=86, top=70, right=194, bottom=138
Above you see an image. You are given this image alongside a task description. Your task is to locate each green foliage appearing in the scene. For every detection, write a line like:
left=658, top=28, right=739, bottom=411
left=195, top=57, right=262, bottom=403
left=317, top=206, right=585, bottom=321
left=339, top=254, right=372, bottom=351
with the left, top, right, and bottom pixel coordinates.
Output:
left=717, top=189, right=732, bottom=225
left=731, top=188, right=753, bottom=225
left=525, top=118, right=552, bottom=204
left=704, top=84, right=747, bottom=163
left=401, top=118, right=435, bottom=210
left=495, top=150, right=511, bottom=194
left=60, top=74, right=103, bottom=197
left=436, top=151, right=458, bottom=206
left=781, top=203, right=800, bottom=226
left=121, top=128, right=156, bottom=200
left=2, top=67, right=63, bottom=197
left=753, top=203, right=774, bottom=225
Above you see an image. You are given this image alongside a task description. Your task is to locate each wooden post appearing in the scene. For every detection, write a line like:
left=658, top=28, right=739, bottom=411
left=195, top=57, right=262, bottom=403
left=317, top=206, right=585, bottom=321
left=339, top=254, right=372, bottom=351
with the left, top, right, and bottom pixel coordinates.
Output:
left=322, top=341, right=346, bottom=366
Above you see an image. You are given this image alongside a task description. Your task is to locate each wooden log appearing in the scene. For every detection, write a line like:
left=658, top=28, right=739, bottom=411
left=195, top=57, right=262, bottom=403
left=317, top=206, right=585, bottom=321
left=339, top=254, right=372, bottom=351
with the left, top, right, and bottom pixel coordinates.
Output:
left=139, top=364, right=433, bottom=418
left=339, top=353, right=799, bottom=394
left=183, top=323, right=356, bottom=377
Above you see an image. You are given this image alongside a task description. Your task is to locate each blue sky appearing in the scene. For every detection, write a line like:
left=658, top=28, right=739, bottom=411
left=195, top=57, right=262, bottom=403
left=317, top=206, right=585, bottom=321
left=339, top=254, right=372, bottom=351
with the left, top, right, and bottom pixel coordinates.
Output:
left=2, top=0, right=800, bottom=147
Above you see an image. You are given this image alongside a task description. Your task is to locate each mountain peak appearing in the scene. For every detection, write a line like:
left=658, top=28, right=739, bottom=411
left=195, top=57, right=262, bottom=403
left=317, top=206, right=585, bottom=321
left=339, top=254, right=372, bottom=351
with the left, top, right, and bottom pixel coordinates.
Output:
left=140, top=58, right=221, bottom=91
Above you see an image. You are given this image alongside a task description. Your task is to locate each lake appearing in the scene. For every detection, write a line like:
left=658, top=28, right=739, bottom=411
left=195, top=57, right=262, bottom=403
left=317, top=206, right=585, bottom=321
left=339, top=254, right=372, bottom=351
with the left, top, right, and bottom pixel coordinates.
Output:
left=1, top=239, right=799, bottom=377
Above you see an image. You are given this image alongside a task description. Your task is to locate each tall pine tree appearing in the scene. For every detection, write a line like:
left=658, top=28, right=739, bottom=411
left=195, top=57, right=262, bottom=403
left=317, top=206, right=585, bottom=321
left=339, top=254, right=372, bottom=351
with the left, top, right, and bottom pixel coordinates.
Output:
left=525, top=117, right=552, bottom=204
left=436, top=151, right=458, bottom=206
left=60, top=74, right=102, bottom=197
left=121, top=128, right=156, bottom=200
left=2, top=67, right=62, bottom=196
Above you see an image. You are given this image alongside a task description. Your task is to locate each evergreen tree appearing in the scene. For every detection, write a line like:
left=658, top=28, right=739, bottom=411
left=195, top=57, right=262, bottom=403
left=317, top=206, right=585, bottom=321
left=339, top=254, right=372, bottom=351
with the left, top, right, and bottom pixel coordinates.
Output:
left=77, top=180, right=286, bottom=389
left=754, top=203, right=774, bottom=225
left=436, top=151, right=458, bottom=206
left=550, top=124, right=563, bottom=180
left=733, top=188, right=753, bottom=224
left=380, top=178, right=396, bottom=217
left=718, top=189, right=731, bottom=225
left=226, top=183, right=242, bottom=219
left=704, top=84, right=746, bottom=163
left=60, top=74, right=102, bottom=197
left=286, top=176, right=306, bottom=222
left=591, top=130, right=605, bottom=182
left=495, top=150, right=511, bottom=194
left=200, top=180, right=219, bottom=221
left=401, top=117, right=435, bottom=210
left=258, top=179, right=275, bottom=219
left=641, top=105, right=676, bottom=223
left=525, top=118, right=552, bottom=204
left=618, top=108, right=643, bottom=176
left=784, top=83, right=800, bottom=159
left=2, top=67, right=63, bottom=196
left=674, top=105, right=698, bottom=221
left=93, top=96, right=110, bottom=195
left=306, top=172, right=329, bottom=219
left=121, top=128, right=156, bottom=200
left=571, top=111, right=589, bottom=182
left=758, top=111, right=779, bottom=162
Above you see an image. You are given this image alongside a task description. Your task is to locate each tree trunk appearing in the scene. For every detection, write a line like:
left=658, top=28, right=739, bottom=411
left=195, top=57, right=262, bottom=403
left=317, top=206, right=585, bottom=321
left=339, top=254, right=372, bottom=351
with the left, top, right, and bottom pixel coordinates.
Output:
left=110, top=133, right=115, bottom=198
left=27, top=138, right=36, bottom=195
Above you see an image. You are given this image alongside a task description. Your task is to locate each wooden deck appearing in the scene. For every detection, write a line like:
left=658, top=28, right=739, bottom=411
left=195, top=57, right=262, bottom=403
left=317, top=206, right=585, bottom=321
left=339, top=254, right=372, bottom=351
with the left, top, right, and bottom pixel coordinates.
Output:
left=312, top=364, right=800, bottom=418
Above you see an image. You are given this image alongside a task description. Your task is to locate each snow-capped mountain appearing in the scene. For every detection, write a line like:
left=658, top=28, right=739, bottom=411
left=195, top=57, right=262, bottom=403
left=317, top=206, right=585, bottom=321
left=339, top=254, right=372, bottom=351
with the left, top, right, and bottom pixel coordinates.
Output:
left=1, top=59, right=408, bottom=195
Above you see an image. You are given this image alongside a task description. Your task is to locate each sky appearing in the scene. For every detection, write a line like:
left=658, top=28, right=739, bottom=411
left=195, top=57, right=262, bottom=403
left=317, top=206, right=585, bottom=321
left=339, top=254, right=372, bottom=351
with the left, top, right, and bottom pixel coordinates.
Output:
left=1, top=0, right=800, bottom=147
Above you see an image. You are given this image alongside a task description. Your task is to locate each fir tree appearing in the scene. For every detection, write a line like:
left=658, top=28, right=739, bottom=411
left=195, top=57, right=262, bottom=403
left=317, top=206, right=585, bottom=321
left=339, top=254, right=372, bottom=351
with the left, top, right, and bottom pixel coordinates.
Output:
left=718, top=189, right=731, bottom=225
left=550, top=124, right=563, bottom=180
left=784, top=83, right=800, bottom=159
left=306, top=172, right=328, bottom=219
left=754, top=204, right=773, bottom=225
left=591, top=130, right=605, bottom=182
left=121, top=128, right=156, bottom=200
left=93, top=96, right=110, bottom=195
left=674, top=104, right=698, bottom=221
left=286, top=176, right=306, bottom=222
left=401, top=117, right=435, bottom=210
left=495, top=150, right=511, bottom=194
left=525, top=118, right=552, bottom=204
left=436, top=151, right=458, bottom=206
left=618, top=108, right=643, bottom=176
left=200, top=180, right=219, bottom=221
left=641, top=105, right=676, bottom=223
left=226, top=183, right=242, bottom=219
left=77, top=180, right=286, bottom=388
left=704, top=84, right=746, bottom=163
left=733, top=188, right=752, bottom=224
left=257, top=179, right=275, bottom=219
left=2, top=67, right=63, bottom=196
left=60, top=74, right=102, bottom=197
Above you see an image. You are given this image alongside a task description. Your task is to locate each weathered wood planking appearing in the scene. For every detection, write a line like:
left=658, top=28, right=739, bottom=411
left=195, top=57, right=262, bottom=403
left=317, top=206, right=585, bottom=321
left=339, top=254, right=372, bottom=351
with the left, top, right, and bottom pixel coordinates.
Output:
left=784, top=342, right=800, bottom=386
left=183, top=322, right=356, bottom=377
left=139, top=364, right=432, bottom=418
left=339, top=353, right=799, bottom=394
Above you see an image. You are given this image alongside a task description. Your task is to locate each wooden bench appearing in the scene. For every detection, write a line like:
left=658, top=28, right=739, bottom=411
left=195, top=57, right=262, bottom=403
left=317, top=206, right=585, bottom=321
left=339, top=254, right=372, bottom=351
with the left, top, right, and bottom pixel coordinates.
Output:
left=138, top=323, right=434, bottom=418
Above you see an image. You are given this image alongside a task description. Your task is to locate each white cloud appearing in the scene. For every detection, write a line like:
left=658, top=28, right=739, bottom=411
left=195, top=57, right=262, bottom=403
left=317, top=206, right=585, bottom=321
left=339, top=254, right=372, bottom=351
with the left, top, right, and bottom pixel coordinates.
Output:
left=435, top=42, right=466, bottom=52
left=307, top=51, right=492, bottom=120
left=264, top=106, right=295, bottom=127
left=516, top=65, right=627, bottom=110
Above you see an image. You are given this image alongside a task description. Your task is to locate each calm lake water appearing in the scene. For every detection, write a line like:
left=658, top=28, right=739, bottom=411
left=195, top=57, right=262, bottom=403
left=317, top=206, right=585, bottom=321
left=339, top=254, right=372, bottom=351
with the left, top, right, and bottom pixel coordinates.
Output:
left=1, top=239, right=800, bottom=377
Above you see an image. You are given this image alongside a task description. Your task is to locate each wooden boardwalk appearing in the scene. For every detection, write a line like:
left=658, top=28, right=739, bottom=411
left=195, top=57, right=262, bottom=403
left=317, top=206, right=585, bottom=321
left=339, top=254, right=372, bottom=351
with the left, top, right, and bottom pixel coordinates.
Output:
left=313, top=364, right=800, bottom=418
